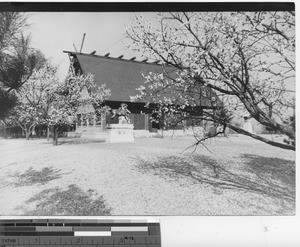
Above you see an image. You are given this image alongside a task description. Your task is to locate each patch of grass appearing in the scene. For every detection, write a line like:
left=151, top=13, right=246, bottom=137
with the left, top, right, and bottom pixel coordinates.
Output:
left=12, top=167, right=64, bottom=186
left=18, top=184, right=111, bottom=216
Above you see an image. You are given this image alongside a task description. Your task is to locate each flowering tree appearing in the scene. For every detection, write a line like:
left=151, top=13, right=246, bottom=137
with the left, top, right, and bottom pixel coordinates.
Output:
left=126, top=11, right=295, bottom=150
left=6, top=64, right=59, bottom=139
left=47, top=67, right=111, bottom=145
left=5, top=64, right=111, bottom=144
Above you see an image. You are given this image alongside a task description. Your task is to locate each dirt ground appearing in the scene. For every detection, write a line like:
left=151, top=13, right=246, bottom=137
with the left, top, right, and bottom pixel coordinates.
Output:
left=0, top=134, right=295, bottom=216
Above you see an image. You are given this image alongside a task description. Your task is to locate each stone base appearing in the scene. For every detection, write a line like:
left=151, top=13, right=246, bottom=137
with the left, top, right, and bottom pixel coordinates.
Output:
left=106, top=124, right=134, bottom=143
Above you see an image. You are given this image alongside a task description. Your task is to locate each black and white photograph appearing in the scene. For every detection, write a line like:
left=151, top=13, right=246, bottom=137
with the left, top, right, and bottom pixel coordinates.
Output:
left=0, top=2, right=295, bottom=218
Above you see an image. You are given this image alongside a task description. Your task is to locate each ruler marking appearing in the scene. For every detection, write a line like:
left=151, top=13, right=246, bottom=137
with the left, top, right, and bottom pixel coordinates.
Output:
left=0, top=219, right=161, bottom=246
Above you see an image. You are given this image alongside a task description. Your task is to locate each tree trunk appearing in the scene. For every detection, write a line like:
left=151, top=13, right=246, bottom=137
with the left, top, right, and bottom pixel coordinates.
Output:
left=160, top=112, right=164, bottom=139
left=238, top=94, right=295, bottom=139
left=25, top=124, right=35, bottom=140
left=25, top=131, right=30, bottom=140
left=3, top=127, right=8, bottom=139
left=52, top=127, right=59, bottom=146
left=25, top=126, right=31, bottom=140
left=47, top=126, right=50, bottom=141
left=227, top=123, right=295, bottom=151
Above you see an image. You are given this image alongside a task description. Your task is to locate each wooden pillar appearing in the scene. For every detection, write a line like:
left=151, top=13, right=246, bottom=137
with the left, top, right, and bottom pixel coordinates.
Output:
left=82, top=114, right=85, bottom=126
left=77, top=114, right=81, bottom=127
left=86, top=114, right=89, bottom=126
left=145, top=114, right=149, bottom=130
left=101, top=112, right=106, bottom=131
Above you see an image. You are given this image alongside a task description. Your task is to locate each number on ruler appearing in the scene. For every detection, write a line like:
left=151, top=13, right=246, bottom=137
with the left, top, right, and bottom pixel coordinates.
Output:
left=124, top=236, right=135, bottom=240
left=124, top=236, right=135, bottom=244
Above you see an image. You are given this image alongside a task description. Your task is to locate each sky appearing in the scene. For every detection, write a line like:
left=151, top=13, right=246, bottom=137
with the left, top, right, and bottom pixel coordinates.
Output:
left=26, top=12, right=156, bottom=80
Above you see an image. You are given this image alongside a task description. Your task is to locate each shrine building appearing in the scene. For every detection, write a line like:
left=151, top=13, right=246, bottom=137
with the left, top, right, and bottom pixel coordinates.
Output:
left=63, top=51, right=220, bottom=137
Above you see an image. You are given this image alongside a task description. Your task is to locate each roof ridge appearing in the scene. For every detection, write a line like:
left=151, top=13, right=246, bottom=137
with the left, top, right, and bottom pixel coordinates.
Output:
left=63, top=50, right=172, bottom=67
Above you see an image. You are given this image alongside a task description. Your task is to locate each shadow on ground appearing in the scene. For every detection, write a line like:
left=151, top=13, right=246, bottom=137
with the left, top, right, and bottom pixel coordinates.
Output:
left=61, top=138, right=106, bottom=145
left=11, top=166, right=70, bottom=187
left=135, top=154, right=295, bottom=202
left=241, top=154, right=295, bottom=197
left=40, top=138, right=106, bottom=146
left=16, top=184, right=111, bottom=216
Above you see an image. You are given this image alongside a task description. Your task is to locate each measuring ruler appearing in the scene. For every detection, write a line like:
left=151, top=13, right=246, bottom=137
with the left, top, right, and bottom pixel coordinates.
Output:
left=0, top=218, right=161, bottom=246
